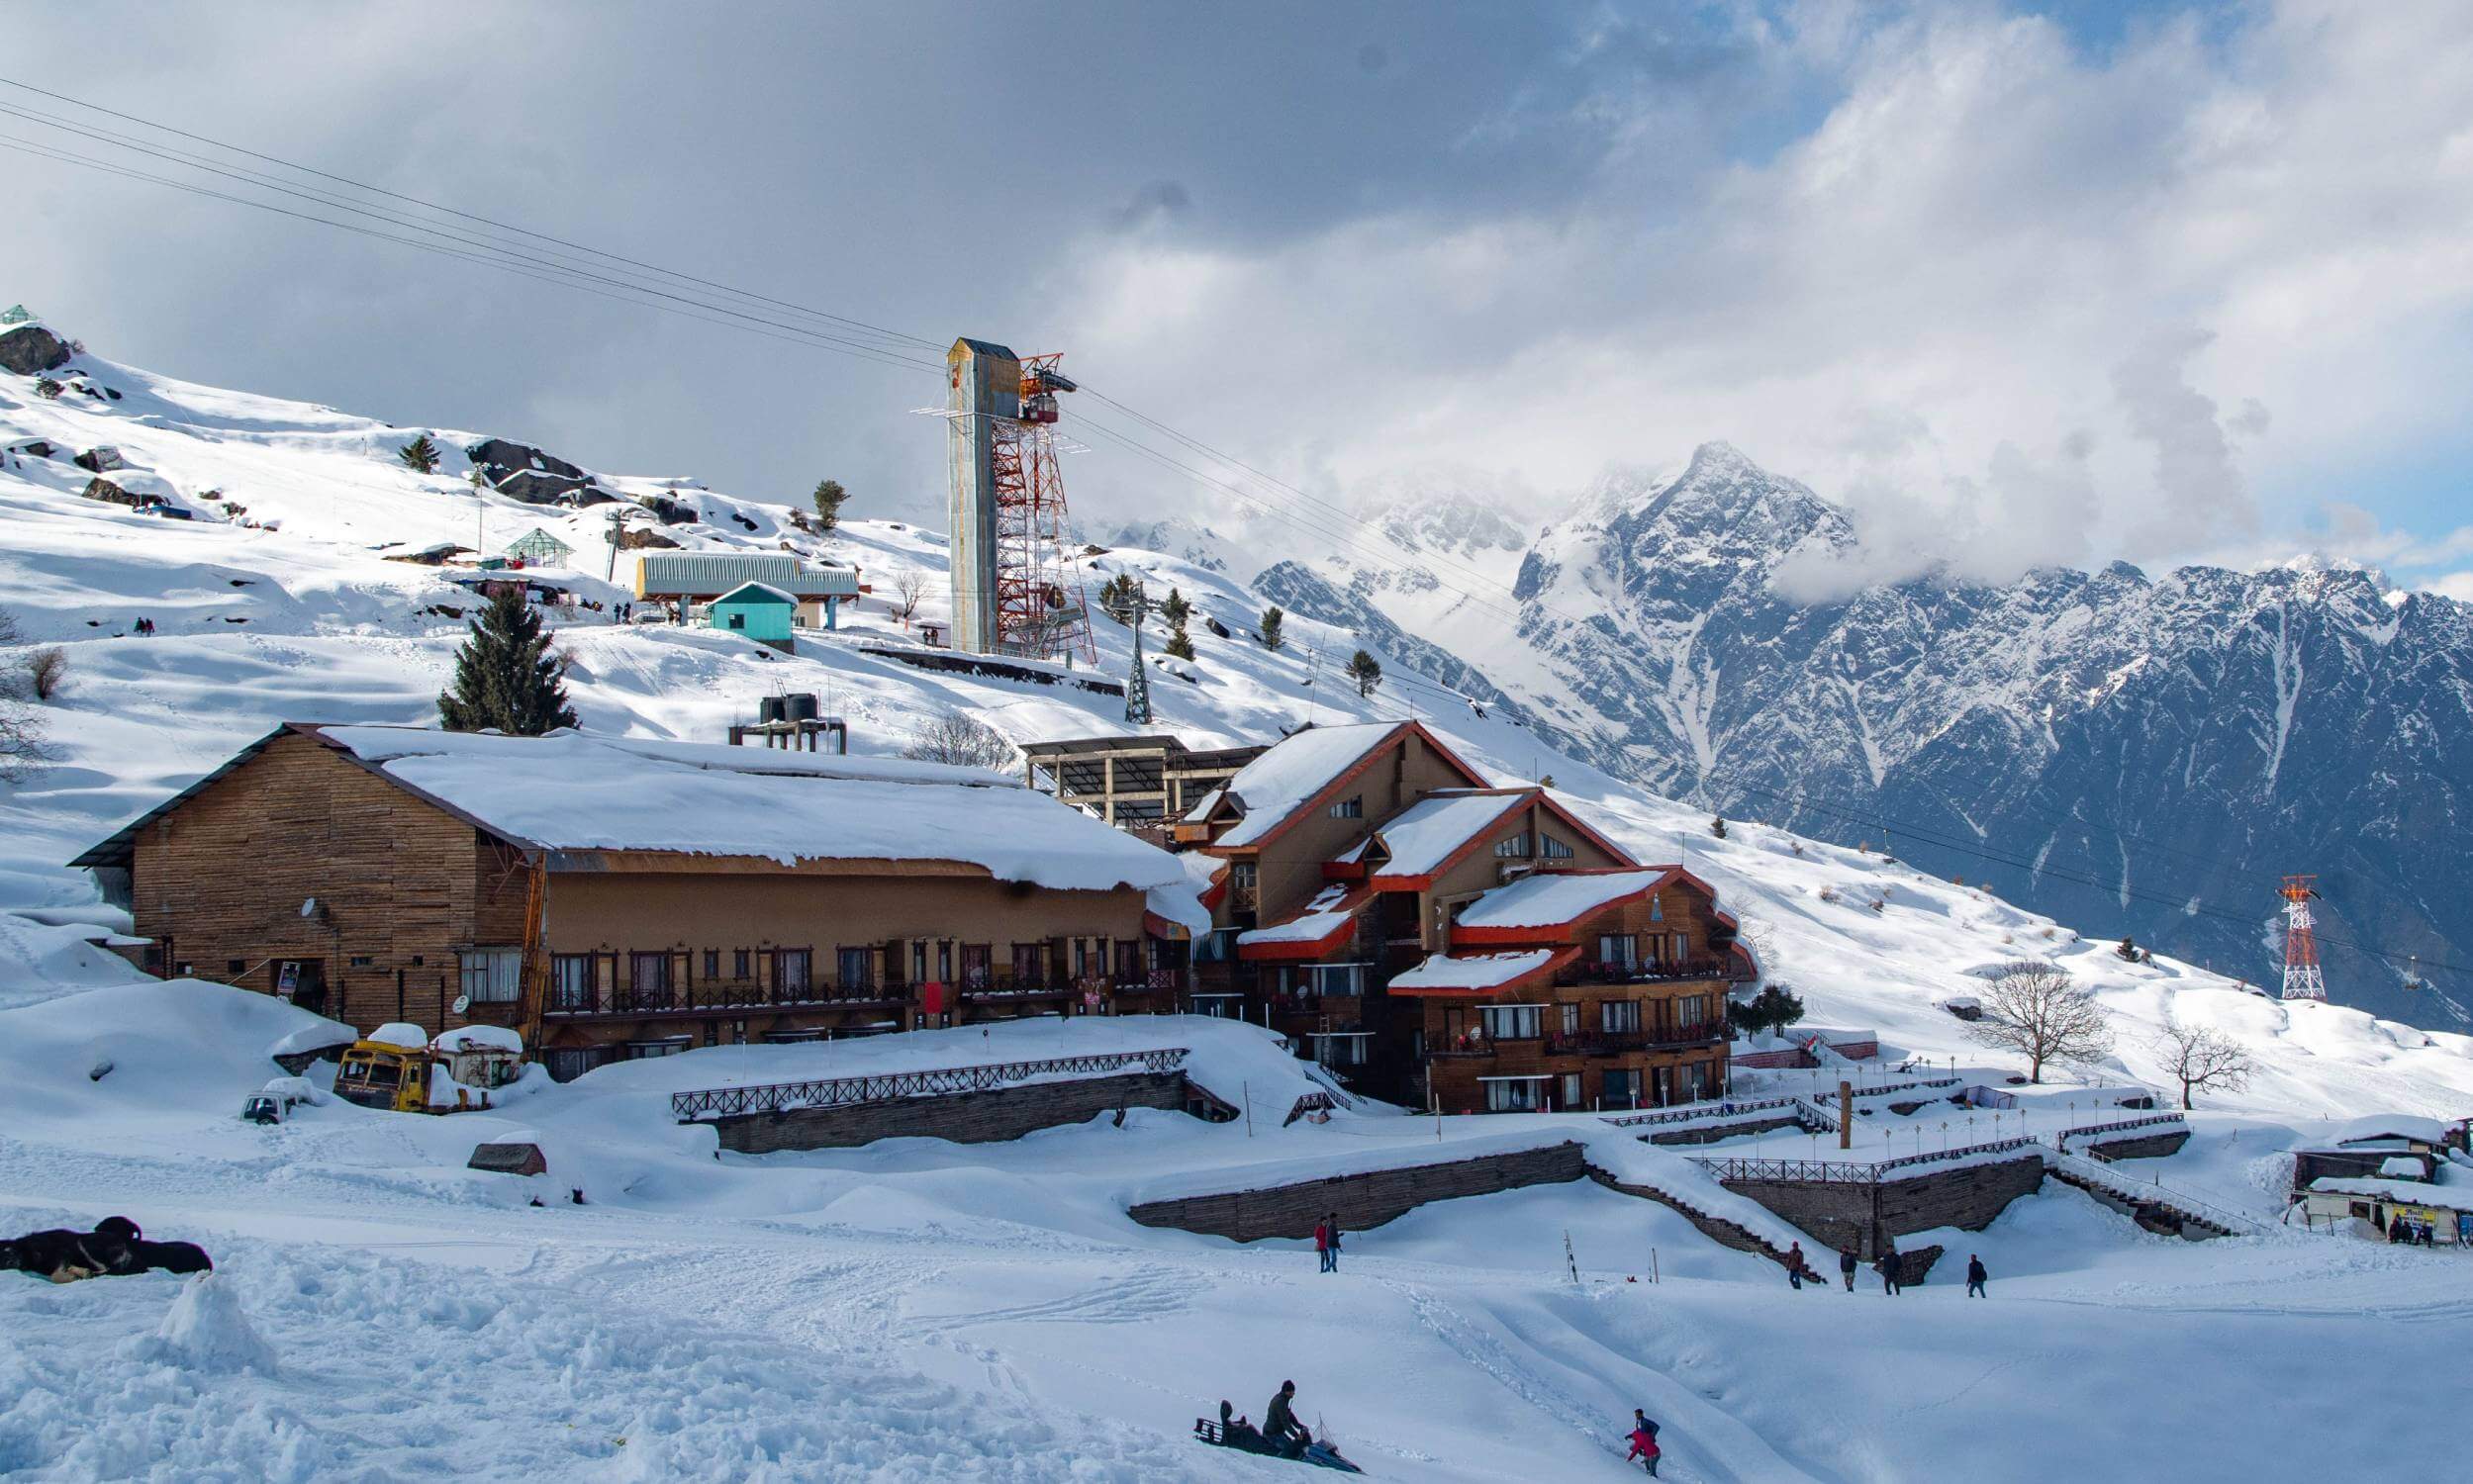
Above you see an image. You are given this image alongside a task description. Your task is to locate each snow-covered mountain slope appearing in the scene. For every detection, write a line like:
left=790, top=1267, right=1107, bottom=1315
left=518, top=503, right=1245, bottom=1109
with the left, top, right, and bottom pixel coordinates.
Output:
left=1129, top=444, right=2473, bottom=1032
left=4, top=316, right=2471, bottom=1120
left=4, top=320, right=2472, bottom=1483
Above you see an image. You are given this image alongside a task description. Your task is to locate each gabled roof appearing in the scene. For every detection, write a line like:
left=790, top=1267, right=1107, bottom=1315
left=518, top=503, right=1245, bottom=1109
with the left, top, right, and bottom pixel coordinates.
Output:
left=714, top=581, right=797, bottom=605
left=1364, top=791, right=1530, bottom=888
left=1207, top=720, right=1488, bottom=853
left=72, top=724, right=1188, bottom=895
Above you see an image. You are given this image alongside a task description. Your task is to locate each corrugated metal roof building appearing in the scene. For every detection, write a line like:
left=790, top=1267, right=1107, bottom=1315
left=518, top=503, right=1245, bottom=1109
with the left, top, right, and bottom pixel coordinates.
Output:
left=634, top=551, right=861, bottom=627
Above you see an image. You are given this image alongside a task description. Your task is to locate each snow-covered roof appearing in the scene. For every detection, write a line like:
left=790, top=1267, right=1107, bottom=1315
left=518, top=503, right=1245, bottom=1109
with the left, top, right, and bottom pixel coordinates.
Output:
left=433, top=1025, right=524, bottom=1055
left=1239, top=883, right=1361, bottom=946
left=314, top=725, right=1185, bottom=891
left=1369, top=791, right=1525, bottom=881
left=1144, top=881, right=1210, bottom=939
left=2379, top=1156, right=2427, bottom=1179
left=1215, top=723, right=1411, bottom=849
left=714, top=581, right=798, bottom=605
left=369, top=1022, right=428, bottom=1050
left=1389, top=950, right=1566, bottom=992
left=1453, top=868, right=1674, bottom=930
left=82, top=724, right=1188, bottom=895
left=2334, top=1114, right=2448, bottom=1147
left=1180, top=786, right=1226, bottom=824
left=2309, top=1173, right=2473, bottom=1211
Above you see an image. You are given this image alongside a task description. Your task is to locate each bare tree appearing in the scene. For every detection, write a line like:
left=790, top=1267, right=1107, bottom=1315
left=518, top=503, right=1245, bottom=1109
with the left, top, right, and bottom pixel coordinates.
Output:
left=27, top=647, right=67, bottom=700
left=2149, top=1021, right=2256, bottom=1110
left=0, top=608, right=47, bottom=781
left=901, top=710, right=1015, bottom=772
left=893, top=570, right=926, bottom=625
left=1965, top=961, right=2113, bottom=1082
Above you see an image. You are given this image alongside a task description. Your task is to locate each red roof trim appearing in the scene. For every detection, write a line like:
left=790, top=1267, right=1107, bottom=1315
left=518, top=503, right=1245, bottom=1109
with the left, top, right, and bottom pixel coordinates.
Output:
left=1367, top=791, right=1532, bottom=891
left=1531, top=791, right=1641, bottom=870
left=1237, top=885, right=1374, bottom=962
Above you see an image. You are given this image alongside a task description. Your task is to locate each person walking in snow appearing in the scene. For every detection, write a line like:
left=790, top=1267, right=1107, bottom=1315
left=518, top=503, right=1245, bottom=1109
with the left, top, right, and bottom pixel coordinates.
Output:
left=1321, top=1212, right=1342, bottom=1272
left=1313, top=1217, right=1333, bottom=1273
left=2387, top=1213, right=2406, bottom=1244
left=1877, top=1243, right=1902, bottom=1296
left=1839, top=1246, right=1858, bottom=1292
left=1264, top=1380, right=1311, bottom=1460
left=1786, top=1241, right=1805, bottom=1289
left=1626, top=1409, right=1663, bottom=1476
left=1965, top=1254, right=1988, bottom=1297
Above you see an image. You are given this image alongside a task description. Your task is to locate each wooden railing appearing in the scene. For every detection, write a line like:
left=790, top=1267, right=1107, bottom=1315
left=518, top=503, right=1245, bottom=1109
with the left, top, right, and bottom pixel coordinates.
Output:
left=1556, top=959, right=1740, bottom=986
left=1691, top=1136, right=2040, bottom=1185
left=669, top=1047, right=1191, bottom=1121
left=548, top=982, right=895, bottom=1018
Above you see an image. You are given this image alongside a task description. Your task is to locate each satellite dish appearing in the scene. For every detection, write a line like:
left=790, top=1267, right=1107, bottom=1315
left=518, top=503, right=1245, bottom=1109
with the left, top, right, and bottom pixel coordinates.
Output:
left=450, top=994, right=471, bottom=1015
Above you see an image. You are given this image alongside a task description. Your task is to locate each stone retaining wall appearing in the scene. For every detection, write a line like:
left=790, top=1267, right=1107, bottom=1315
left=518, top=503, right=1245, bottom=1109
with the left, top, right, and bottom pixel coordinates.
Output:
left=1128, top=1142, right=1588, bottom=1242
left=1646, top=1113, right=1807, bottom=1146
left=711, top=1070, right=1192, bottom=1154
left=2079, top=1130, right=2190, bottom=1160
left=1717, top=1156, right=2045, bottom=1259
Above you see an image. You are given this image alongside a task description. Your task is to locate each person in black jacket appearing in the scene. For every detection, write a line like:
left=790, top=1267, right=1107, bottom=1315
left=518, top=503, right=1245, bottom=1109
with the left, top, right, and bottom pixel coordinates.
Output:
left=1965, top=1254, right=1988, bottom=1297
left=1839, top=1246, right=1858, bottom=1292
left=1264, top=1380, right=1311, bottom=1459
left=1877, top=1244, right=1902, bottom=1296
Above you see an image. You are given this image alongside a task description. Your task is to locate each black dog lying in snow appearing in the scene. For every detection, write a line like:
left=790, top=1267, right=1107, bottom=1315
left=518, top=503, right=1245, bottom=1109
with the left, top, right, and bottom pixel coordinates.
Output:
left=1, top=1216, right=213, bottom=1282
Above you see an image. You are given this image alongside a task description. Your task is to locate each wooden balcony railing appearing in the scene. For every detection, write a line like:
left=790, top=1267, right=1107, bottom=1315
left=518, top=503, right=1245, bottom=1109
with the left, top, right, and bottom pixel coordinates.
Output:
left=1558, top=959, right=1741, bottom=986
left=547, top=981, right=897, bottom=1018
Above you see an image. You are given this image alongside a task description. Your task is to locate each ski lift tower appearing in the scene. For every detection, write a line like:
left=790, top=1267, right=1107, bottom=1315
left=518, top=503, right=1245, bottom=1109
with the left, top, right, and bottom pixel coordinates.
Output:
left=927, top=337, right=1097, bottom=666
left=2279, top=874, right=2328, bottom=1002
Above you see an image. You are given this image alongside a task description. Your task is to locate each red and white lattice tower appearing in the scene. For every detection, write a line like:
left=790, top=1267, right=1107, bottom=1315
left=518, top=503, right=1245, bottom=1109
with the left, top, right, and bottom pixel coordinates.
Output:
left=2279, top=875, right=2328, bottom=1002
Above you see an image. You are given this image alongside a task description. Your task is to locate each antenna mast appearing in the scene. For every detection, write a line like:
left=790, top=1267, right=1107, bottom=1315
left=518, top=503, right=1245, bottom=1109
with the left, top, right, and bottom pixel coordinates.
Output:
left=2279, top=875, right=2328, bottom=1002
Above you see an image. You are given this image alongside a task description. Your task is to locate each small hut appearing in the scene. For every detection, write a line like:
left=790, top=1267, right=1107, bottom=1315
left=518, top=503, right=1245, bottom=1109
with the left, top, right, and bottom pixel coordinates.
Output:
left=710, top=581, right=798, bottom=649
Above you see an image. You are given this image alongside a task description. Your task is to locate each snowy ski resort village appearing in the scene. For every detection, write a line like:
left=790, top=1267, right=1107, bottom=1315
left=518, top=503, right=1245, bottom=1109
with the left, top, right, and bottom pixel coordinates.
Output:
left=8, top=8, right=2473, bottom=1480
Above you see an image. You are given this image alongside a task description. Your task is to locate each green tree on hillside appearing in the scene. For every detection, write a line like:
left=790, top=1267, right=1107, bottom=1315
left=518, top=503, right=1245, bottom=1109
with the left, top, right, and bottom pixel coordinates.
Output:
left=812, top=479, right=849, bottom=531
left=437, top=588, right=578, bottom=736
left=1259, top=605, right=1284, bottom=653
left=398, top=434, right=441, bottom=474
left=1347, top=649, right=1382, bottom=698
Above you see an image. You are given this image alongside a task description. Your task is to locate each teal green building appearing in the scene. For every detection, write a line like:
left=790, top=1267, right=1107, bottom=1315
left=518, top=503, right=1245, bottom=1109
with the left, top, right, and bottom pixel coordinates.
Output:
left=708, top=581, right=798, bottom=646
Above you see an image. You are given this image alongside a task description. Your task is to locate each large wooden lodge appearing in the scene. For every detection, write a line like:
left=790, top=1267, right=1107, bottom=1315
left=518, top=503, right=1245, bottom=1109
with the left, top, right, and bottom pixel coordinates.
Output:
left=1171, top=720, right=1757, bottom=1111
left=74, top=724, right=1199, bottom=1080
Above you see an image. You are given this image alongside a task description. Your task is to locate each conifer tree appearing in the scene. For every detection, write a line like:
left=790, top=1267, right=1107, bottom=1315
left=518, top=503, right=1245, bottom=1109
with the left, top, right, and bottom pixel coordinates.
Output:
left=1710, top=815, right=1728, bottom=839
left=437, top=588, right=578, bottom=735
left=1347, top=648, right=1382, bottom=697
left=812, top=478, right=849, bottom=531
left=1259, top=605, right=1284, bottom=653
left=398, top=434, right=441, bottom=474
left=1164, top=605, right=1195, bottom=661
left=1160, top=587, right=1190, bottom=625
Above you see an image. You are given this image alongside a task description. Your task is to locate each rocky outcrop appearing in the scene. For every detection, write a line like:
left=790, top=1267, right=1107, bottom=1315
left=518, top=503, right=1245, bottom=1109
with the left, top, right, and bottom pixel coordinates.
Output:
left=0, top=324, right=72, bottom=375
left=465, top=438, right=595, bottom=504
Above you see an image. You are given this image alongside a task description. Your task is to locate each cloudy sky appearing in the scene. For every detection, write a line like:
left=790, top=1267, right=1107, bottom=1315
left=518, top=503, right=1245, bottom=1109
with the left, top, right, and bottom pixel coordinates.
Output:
left=6, top=1, right=2470, bottom=597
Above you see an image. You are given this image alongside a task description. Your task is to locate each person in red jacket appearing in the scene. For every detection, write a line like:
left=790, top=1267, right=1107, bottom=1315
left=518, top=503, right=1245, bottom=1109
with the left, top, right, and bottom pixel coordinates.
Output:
left=1313, top=1217, right=1333, bottom=1273
left=1626, top=1409, right=1662, bottom=1476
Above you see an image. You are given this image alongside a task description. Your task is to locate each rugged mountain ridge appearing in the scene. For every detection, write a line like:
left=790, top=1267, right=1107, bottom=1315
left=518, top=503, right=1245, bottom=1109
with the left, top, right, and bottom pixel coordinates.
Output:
left=1191, top=443, right=2473, bottom=1029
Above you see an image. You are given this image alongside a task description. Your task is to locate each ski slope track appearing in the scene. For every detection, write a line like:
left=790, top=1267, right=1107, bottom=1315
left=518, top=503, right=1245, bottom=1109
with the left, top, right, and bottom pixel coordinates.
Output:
left=0, top=322, right=2466, bottom=1480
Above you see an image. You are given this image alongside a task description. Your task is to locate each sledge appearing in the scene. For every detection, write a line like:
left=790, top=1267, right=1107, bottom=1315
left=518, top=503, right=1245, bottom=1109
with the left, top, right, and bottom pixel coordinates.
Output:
left=1193, top=1418, right=1364, bottom=1473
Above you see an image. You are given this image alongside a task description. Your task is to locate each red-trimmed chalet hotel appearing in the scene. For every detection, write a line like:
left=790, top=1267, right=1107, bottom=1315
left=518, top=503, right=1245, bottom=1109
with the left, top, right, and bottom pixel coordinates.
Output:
left=1173, top=720, right=1753, bottom=1108
left=1397, top=867, right=1755, bottom=1113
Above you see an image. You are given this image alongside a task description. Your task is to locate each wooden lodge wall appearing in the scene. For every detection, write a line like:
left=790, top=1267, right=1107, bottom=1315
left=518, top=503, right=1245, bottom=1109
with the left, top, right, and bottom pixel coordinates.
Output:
left=128, top=730, right=525, bottom=1032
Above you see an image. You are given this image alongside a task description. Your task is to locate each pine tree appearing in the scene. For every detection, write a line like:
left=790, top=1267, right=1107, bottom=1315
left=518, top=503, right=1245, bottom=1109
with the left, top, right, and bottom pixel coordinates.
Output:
left=398, top=434, right=441, bottom=474
left=1259, top=605, right=1284, bottom=653
left=34, top=376, right=62, bottom=401
left=1160, top=587, right=1190, bottom=625
left=1164, top=606, right=1195, bottom=661
left=811, top=479, right=849, bottom=532
left=1709, top=815, right=1728, bottom=839
left=1347, top=649, right=1382, bottom=697
left=437, top=588, right=578, bottom=736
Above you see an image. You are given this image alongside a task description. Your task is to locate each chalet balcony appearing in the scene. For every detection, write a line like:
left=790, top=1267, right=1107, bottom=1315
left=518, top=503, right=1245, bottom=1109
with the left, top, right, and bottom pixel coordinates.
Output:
left=1543, top=1022, right=1726, bottom=1056
left=1557, top=958, right=1744, bottom=987
left=545, top=981, right=903, bottom=1019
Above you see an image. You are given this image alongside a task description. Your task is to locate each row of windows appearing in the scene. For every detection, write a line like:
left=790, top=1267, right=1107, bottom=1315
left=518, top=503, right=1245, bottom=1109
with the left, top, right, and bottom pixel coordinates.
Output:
left=1471, top=994, right=1714, bottom=1041
left=1483, top=1060, right=1716, bottom=1112
left=527, top=940, right=1181, bottom=1005
left=1491, top=832, right=1575, bottom=861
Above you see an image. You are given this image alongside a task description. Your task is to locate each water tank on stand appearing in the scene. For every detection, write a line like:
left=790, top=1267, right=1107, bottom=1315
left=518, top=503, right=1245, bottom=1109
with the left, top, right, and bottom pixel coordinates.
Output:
left=757, top=696, right=788, bottom=725
left=785, top=693, right=820, bottom=724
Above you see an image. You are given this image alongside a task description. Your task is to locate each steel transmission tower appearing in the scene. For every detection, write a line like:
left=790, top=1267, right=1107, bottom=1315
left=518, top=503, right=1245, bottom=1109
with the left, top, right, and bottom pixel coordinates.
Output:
left=2279, top=875, right=2328, bottom=1002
